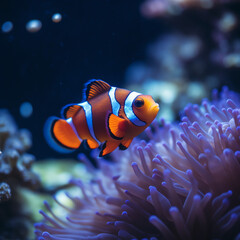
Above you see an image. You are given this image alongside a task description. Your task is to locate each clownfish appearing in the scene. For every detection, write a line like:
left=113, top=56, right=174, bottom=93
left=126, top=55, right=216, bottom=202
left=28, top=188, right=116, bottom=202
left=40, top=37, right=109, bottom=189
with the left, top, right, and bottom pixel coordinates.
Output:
left=44, top=80, right=159, bottom=157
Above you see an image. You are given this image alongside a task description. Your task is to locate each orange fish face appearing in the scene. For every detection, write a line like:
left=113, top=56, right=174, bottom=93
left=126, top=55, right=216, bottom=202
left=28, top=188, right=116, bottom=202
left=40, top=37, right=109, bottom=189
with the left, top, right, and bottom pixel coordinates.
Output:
left=132, top=95, right=159, bottom=125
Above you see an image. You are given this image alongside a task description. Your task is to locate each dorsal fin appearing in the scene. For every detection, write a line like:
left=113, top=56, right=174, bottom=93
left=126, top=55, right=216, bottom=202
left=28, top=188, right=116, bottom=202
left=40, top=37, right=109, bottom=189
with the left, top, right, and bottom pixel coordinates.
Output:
left=83, top=79, right=111, bottom=101
left=61, top=103, right=81, bottom=119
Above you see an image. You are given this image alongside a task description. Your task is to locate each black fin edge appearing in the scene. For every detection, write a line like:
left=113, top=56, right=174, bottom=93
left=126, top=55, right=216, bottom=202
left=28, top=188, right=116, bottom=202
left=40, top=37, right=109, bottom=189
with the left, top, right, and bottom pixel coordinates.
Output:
left=99, top=142, right=107, bottom=157
left=119, top=143, right=127, bottom=150
left=107, top=114, right=123, bottom=141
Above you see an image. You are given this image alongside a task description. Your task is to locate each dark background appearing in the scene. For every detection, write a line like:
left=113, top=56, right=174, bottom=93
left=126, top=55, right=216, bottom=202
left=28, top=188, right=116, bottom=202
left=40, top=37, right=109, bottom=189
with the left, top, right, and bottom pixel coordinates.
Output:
left=0, top=0, right=167, bottom=159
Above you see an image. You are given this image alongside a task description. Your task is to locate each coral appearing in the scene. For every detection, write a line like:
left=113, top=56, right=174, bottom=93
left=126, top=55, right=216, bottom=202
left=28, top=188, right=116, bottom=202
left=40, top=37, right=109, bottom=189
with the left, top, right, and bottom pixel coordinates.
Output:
left=141, top=0, right=239, bottom=17
left=35, top=87, right=240, bottom=240
left=140, top=0, right=240, bottom=70
left=0, top=110, right=40, bottom=195
left=0, top=182, right=11, bottom=201
left=0, top=109, right=91, bottom=239
left=125, top=33, right=215, bottom=121
left=129, top=0, right=240, bottom=120
left=0, top=110, right=40, bottom=239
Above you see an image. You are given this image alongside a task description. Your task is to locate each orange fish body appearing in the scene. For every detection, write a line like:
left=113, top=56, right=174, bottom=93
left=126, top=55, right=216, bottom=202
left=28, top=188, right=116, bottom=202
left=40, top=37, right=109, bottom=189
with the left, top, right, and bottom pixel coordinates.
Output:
left=44, top=80, right=159, bottom=156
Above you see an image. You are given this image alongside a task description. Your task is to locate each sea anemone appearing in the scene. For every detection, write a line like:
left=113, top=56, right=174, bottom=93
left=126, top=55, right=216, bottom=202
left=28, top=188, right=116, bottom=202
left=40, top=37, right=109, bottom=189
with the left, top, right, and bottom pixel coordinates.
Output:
left=35, top=87, right=240, bottom=240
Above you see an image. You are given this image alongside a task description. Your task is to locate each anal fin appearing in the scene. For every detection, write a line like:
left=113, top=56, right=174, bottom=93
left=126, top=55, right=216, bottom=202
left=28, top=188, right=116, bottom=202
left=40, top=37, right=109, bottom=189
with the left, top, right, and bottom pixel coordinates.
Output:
left=86, top=139, right=100, bottom=149
left=99, top=141, right=119, bottom=157
left=119, top=138, right=133, bottom=150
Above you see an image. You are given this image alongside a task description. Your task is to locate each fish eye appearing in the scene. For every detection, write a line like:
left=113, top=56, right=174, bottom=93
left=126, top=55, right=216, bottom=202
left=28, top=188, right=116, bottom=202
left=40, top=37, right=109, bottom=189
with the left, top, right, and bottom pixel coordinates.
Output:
left=133, top=98, right=144, bottom=108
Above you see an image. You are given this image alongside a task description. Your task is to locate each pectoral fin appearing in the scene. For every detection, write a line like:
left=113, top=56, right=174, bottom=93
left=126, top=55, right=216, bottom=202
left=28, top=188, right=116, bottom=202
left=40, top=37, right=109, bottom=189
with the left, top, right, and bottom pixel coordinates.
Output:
left=107, top=113, right=128, bottom=140
left=99, top=141, right=119, bottom=157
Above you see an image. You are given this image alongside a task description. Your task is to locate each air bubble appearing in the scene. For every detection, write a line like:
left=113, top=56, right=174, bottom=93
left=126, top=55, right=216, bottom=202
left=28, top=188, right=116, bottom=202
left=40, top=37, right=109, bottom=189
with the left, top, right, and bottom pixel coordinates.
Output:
left=52, top=13, right=62, bottom=23
left=2, top=21, right=13, bottom=33
left=20, top=102, right=33, bottom=118
left=26, top=19, right=42, bottom=33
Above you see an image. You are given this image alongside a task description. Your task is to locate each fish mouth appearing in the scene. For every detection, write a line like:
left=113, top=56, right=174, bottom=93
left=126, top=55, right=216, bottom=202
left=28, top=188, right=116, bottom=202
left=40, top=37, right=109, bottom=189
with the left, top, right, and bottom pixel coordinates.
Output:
left=151, top=103, right=159, bottom=114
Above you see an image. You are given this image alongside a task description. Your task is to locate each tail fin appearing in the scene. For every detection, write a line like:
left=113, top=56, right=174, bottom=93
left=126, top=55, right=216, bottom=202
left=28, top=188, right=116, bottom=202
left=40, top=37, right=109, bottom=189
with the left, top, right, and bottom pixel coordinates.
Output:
left=44, top=117, right=81, bottom=153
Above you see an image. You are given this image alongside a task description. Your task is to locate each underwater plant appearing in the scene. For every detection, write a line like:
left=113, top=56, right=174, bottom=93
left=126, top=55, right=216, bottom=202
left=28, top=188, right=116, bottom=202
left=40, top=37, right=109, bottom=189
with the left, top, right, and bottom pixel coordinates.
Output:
left=35, top=87, right=240, bottom=240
